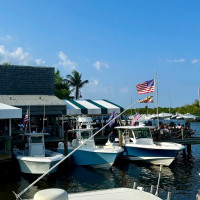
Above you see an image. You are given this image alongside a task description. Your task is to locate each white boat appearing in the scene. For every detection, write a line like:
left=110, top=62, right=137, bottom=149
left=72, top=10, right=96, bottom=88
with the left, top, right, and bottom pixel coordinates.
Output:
left=29, top=187, right=163, bottom=200
left=13, top=133, right=64, bottom=174
left=115, top=126, right=185, bottom=166
left=57, top=116, right=124, bottom=169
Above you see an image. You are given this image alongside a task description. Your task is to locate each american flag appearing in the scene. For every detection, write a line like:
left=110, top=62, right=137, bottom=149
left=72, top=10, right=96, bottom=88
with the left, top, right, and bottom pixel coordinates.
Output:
left=23, top=109, right=29, bottom=131
left=136, top=79, right=155, bottom=94
left=131, top=112, right=141, bottom=126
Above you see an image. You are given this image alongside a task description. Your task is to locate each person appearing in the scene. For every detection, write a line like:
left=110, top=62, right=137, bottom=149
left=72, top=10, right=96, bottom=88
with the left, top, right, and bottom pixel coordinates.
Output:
left=108, top=130, right=115, bottom=143
left=18, top=122, right=24, bottom=131
left=176, top=123, right=181, bottom=130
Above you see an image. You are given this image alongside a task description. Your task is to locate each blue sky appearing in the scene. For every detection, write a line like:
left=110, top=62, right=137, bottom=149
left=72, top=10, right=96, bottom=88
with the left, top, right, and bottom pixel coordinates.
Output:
left=0, top=0, right=200, bottom=109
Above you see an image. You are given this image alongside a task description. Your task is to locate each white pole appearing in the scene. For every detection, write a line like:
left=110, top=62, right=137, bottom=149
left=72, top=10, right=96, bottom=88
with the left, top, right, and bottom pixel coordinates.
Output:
left=43, top=104, right=45, bottom=133
left=13, top=99, right=140, bottom=199
left=169, top=90, right=171, bottom=114
left=156, top=70, right=159, bottom=127
left=198, top=88, right=200, bottom=108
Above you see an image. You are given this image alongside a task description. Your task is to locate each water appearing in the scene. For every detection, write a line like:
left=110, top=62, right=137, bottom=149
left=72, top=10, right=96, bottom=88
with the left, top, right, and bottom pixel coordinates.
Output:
left=1, top=122, right=200, bottom=200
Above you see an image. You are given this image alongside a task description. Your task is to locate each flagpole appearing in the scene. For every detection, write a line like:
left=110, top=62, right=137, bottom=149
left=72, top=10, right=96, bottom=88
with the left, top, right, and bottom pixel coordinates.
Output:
left=169, top=90, right=171, bottom=114
left=198, top=87, right=200, bottom=108
left=131, top=97, right=133, bottom=115
left=146, top=93, right=148, bottom=114
left=156, top=70, right=159, bottom=127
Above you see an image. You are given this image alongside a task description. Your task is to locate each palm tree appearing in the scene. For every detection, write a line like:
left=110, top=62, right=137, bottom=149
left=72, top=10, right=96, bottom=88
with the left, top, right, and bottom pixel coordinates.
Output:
left=54, top=70, right=71, bottom=99
left=66, top=70, right=89, bottom=99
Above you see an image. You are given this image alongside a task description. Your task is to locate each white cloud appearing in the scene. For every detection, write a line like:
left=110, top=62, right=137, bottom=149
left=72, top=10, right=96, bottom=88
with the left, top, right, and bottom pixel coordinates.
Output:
left=120, top=87, right=129, bottom=94
left=58, top=51, right=76, bottom=71
left=167, top=58, right=186, bottom=63
left=35, top=58, right=46, bottom=65
left=0, top=45, right=33, bottom=65
left=94, top=61, right=101, bottom=70
left=191, top=59, right=199, bottom=64
left=0, top=35, right=13, bottom=43
left=92, top=79, right=99, bottom=86
left=0, top=45, right=47, bottom=66
left=93, top=61, right=109, bottom=70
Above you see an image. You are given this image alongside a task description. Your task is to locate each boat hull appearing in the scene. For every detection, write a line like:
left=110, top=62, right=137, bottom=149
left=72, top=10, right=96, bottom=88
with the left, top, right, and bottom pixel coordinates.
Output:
left=57, top=147, right=123, bottom=169
left=15, top=150, right=64, bottom=174
left=124, top=145, right=180, bottom=166
left=16, top=158, right=59, bottom=174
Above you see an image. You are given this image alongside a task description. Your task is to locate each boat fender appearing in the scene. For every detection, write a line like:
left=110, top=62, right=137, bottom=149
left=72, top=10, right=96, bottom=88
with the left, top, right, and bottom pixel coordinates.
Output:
left=34, top=188, right=68, bottom=200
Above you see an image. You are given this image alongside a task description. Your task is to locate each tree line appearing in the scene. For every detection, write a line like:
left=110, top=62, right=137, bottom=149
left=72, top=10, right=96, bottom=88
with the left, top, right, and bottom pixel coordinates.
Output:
left=126, top=100, right=200, bottom=117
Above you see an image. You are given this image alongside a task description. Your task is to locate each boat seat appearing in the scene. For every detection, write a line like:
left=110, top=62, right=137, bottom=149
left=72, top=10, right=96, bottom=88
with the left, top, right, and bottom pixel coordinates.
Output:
left=34, top=188, right=68, bottom=200
left=29, top=143, right=45, bottom=157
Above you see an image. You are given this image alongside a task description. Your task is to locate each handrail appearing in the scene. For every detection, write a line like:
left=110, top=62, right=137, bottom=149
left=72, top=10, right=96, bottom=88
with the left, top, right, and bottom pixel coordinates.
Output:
left=13, top=99, right=140, bottom=199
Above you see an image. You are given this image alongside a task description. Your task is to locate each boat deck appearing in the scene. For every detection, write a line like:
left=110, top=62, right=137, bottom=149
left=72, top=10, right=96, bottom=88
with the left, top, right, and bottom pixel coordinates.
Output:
left=25, top=188, right=162, bottom=200
left=69, top=188, right=162, bottom=200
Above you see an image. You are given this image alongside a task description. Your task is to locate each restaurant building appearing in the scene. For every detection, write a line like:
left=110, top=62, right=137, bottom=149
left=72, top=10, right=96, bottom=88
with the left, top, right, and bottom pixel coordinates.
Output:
left=0, top=64, right=66, bottom=137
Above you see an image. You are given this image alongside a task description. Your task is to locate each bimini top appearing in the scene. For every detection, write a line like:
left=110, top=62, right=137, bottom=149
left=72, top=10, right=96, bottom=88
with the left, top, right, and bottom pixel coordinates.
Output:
left=63, top=99, right=123, bottom=115
left=0, top=103, right=22, bottom=119
left=23, top=133, right=49, bottom=137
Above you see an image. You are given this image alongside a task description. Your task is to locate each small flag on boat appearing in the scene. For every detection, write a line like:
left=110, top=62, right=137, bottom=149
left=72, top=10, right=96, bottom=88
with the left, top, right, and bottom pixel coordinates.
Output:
left=107, top=111, right=117, bottom=128
left=131, top=112, right=141, bottom=126
left=136, top=79, right=155, bottom=94
left=23, top=109, right=29, bottom=131
left=139, top=96, right=154, bottom=103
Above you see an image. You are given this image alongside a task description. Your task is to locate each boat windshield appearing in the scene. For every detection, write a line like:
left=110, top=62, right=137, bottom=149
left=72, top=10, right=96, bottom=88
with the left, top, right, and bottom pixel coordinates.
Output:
left=133, top=129, right=152, bottom=139
left=80, top=131, right=92, bottom=139
left=30, top=136, right=43, bottom=143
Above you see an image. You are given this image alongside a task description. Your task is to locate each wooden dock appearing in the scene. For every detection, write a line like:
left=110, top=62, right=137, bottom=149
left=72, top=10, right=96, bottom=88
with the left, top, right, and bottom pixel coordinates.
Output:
left=161, top=137, right=200, bottom=145
left=161, top=137, right=200, bottom=153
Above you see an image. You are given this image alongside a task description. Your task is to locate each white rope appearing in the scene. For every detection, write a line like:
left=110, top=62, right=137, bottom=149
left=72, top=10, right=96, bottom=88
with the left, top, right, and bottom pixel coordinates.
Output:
left=14, top=99, right=140, bottom=199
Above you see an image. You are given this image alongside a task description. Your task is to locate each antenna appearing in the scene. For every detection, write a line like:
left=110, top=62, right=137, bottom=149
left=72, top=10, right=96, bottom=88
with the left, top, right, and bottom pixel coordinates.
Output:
left=169, top=90, right=171, bottom=114
left=155, top=70, right=159, bottom=127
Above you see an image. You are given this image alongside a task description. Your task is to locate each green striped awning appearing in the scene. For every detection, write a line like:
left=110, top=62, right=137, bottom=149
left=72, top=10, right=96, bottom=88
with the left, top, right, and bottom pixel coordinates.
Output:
left=62, top=99, right=124, bottom=115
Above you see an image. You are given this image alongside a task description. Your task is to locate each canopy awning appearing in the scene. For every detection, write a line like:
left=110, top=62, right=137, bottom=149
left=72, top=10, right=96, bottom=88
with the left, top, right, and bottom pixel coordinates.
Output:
left=0, top=103, right=22, bottom=119
left=63, top=99, right=124, bottom=116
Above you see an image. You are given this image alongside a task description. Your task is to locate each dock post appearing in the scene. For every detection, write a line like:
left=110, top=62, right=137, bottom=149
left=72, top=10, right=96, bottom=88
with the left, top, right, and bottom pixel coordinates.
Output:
left=64, top=130, right=69, bottom=156
left=181, top=128, right=185, bottom=139
left=183, top=148, right=186, bottom=157
left=118, top=129, right=123, bottom=147
left=157, top=129, right=161, bottom=141
left=187, top=144, right=191, bottom=154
